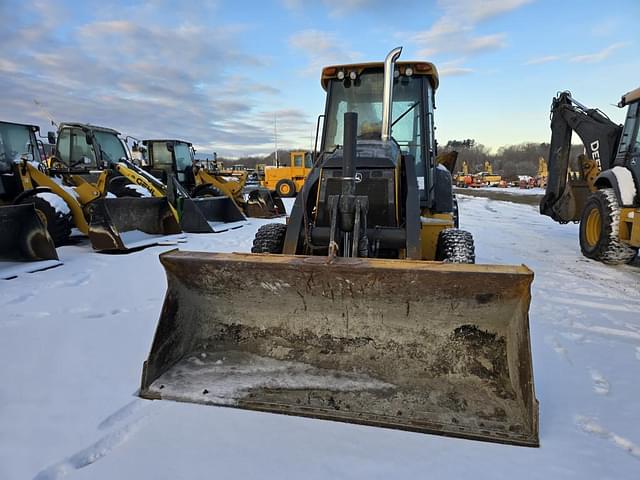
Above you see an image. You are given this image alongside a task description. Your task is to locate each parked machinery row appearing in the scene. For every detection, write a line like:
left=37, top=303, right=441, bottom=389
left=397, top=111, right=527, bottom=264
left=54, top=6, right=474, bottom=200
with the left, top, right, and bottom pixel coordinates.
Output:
left=0, top=121, right=285, bottom=279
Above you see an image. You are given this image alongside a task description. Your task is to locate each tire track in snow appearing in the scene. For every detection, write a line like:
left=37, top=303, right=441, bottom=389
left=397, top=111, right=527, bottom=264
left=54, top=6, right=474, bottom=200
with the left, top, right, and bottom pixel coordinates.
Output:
left=32, top=401, right=158, bottom=480
left=576, top=416, right=640, bottom=460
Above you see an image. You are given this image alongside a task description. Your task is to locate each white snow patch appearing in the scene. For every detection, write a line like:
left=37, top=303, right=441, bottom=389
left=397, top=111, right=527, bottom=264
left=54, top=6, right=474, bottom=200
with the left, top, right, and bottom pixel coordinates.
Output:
left=611, top=166, right=637, bottom=206
left=260, top=281, right=291, bottom=293
left=124, top=184, right=151, bottom=197
left=35, top=192, right=71, bottom=215
left=148, top=350, right=394, bottom=406
left=0, top=259, right=62, bottom=280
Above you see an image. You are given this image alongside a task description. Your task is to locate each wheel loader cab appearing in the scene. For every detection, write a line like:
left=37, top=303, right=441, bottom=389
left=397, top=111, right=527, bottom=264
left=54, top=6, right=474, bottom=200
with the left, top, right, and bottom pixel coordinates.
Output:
left=0, top=121, right=42, bottom=198
left=141, top=140, right=196, bottom=187
left=53, top=124, right=128, bottom=172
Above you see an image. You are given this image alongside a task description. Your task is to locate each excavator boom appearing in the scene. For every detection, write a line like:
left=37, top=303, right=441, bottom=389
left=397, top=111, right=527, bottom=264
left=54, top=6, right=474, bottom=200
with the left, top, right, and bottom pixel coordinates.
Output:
left=540, top=91, right=622, bottom=222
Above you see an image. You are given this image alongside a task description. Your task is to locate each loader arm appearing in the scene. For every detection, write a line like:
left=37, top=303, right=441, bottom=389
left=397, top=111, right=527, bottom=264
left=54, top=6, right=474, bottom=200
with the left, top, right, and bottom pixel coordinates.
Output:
left=540, top=91, right=622, bottom=222
left=195, top=168, right=245, bottom=203
left=23, top=163, right=91, bottom=234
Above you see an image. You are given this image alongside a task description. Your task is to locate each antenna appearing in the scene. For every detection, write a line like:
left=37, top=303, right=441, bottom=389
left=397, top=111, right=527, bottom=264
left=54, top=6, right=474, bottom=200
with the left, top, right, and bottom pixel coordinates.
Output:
left=33, top=99, right=58, bottom=128
left=274, top=113, right=279, bottom=167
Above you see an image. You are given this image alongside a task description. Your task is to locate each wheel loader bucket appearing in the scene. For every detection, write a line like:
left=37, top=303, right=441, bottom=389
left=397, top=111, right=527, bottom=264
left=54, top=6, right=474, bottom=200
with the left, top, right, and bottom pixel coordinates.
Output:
left=245, top=188, right=286, bottom=218
left=0, top=204, right=61, bottom=279
left=140, top=251, right=539, bottom=447
left=88, top=197, right=182, bottom=251
left=179, top=197, right=247, bottom=233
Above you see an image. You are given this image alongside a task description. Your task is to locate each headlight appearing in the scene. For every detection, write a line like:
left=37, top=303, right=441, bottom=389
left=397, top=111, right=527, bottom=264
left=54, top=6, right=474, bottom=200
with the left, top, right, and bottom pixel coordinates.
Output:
left=405, top=67, right=413, bottom=76
left=337, top=70, right=345, bottom=80
left=349, top=71, right=357, bottom=80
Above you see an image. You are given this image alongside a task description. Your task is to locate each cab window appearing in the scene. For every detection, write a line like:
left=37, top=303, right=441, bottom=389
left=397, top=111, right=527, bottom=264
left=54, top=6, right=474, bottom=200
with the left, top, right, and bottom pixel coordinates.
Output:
left=152, top=142, right=173, bottom=168
left=69, top=129, right=96, bottom=167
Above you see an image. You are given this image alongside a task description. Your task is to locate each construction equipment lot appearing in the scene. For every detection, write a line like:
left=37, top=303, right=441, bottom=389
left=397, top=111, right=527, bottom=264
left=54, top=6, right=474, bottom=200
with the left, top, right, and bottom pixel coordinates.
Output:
left=2, top=195, right=639, bottom=479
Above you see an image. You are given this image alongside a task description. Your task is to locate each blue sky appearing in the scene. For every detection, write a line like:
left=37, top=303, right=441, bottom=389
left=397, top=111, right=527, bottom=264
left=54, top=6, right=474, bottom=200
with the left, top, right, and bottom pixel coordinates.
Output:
left=1, top=0, right=638, bottom=157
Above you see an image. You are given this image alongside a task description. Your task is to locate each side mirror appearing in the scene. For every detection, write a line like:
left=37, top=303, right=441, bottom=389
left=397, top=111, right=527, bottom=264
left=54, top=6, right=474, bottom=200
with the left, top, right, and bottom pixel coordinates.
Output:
left=47, top=131, right=56, bottom=144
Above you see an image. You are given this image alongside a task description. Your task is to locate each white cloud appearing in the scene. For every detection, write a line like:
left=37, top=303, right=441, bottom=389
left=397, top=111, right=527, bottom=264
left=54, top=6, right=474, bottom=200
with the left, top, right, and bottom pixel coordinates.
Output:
left=289, top=29, right=361, bottom=75
left=282, top=0, right=385, bottom=16
left=409, top=0, right=532, bottom=58
left=0, top=5, right=300, bottom=156
left=524, top=54, right=563, bottom=65
left=438, top=59, right=474, bottom=76
left=570, top=42, right=629, bottom=63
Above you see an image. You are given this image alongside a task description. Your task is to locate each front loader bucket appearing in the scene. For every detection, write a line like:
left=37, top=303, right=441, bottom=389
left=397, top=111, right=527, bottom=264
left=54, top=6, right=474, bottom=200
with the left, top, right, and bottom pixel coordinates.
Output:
left=180, top=197, right=247, bottom=233
left=245, top=188, right=286, bottom=218
left=88, top=197, right=182, bottom=251
left=140, top=252, right=539, bottom=446
left=0, top=204, right=61, bottom=279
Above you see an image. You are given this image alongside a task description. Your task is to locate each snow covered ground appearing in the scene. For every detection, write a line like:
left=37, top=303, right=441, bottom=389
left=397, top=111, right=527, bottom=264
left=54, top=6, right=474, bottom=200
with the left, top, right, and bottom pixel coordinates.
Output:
left=1, top=196, right=639, bottom=479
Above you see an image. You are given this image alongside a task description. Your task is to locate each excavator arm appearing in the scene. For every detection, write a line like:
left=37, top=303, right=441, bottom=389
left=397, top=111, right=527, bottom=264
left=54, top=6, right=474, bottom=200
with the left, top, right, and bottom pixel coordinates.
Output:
left=540, top=91, right=622, bottom=222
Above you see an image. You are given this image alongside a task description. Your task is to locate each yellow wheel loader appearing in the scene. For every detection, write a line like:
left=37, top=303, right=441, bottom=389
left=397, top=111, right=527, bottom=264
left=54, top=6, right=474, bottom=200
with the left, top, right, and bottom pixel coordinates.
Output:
left=109, top=157, right=247, bottom=233
left=139, top=139, right=285, bottom=218
left=17, top=122, right=182, bottom=251
left=1, top=121, right=61, bottom=278
left=540, top=89, right=640, bottom=264
left=262, top=150, right=312, bottom=197
left=140, top=48, right=538, bottom=446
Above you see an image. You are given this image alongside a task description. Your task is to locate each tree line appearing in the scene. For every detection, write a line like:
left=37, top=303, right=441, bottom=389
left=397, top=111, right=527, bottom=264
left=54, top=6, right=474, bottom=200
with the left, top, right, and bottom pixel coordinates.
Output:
left=210, top=140, right=586, bottom=179
left=440, top=139, right=585, bottom=179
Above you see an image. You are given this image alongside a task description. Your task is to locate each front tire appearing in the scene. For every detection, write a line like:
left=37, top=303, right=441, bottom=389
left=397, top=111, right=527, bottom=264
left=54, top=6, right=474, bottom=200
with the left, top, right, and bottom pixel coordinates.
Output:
left=275, top=179, right=296, bottom=198
left=251, top=223, right=287, bottom=253
left=436, top=228, right=475, bottom=263
left=579, top=188, right=637, bottom=264
left=19, top=192, right=72, bottom=246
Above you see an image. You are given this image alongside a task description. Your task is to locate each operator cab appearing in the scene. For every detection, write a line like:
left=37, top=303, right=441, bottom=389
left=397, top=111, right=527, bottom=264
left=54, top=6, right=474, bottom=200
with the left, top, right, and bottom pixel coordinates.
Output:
left=320, top=62, right=439, bottom=209
left=52, top=123, right=129, bottom=172
left=0, top=121, right=42, bottom=198
left=142, top=140, right=195, bottom=187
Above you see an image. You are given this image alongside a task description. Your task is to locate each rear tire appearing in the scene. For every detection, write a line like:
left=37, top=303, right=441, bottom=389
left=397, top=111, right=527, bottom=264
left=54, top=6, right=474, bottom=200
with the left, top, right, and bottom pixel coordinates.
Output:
left=276, top=179, right=296, bottom=198
left=19, top=193, right=72, bottom=246
left=436, top=228, right=475, bottom=263
left=251, top=223, right=287, bottom=253
left=579, top=188, right=637, bottom=264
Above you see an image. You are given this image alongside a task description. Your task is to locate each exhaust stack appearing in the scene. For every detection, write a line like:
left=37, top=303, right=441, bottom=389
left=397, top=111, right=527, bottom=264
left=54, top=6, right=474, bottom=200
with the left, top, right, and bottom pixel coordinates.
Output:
left=381, top=46, right=402, bottom=142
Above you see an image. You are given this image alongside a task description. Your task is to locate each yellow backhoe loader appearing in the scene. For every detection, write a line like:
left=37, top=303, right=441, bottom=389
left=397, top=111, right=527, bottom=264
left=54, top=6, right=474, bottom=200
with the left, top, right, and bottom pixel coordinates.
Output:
left=138, top=139, right=285, bottom=218
left=540, top=89, right=640, bottom=264
left=140, top=48, right=538, bottom=446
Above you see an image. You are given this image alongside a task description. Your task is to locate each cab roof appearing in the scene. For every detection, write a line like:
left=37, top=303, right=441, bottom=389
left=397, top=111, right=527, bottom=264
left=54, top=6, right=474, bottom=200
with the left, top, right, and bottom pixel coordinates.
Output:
left=321, top=61, right=439, bottom=91
left=59, top=122, right=121, bottom=135
left=619, top=87, right=640, bottom=107
left=0, top=120, right=40, bottom=131
left=143, top=139, right=193, bottom=146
